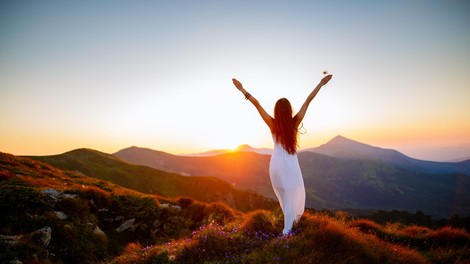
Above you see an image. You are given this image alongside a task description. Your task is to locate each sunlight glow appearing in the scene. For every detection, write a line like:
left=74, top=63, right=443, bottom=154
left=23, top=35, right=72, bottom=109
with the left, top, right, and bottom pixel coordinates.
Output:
left=0, top=1, right=469, bottom=161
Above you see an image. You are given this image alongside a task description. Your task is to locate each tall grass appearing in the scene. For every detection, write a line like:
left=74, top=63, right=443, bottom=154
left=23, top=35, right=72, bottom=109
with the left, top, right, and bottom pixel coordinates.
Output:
left=113, top=211, right=448, bottom=264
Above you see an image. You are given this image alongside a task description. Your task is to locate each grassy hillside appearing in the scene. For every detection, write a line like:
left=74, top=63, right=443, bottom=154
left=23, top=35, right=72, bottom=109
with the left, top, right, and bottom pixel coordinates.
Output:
left=0, top=152, right=251, bottom=262
left=115, top=146, right=275, bottom=198
left=1, top=152, right=469, bottom=263
left=30, top=149, right=276, bottom=212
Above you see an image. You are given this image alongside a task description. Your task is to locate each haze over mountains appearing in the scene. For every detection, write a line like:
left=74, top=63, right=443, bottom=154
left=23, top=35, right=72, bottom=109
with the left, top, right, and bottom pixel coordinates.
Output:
left=114, top=136, right=470, bottom=219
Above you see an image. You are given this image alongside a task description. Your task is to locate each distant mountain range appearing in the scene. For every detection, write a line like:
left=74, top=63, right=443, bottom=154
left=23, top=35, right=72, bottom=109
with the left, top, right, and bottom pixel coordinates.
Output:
left=114, top=136, right=470, bottom=218
left=181, top=136, right=470, bottom=175
left=183, top=144, right=273, bottom=157
left=304, top=135, right=470, bottom=175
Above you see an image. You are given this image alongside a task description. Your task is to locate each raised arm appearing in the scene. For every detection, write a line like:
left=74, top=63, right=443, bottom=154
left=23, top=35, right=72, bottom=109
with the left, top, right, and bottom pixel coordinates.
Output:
left=294, top=74, right=333, bottom=126
left=232, top=78, right=273, bottom=131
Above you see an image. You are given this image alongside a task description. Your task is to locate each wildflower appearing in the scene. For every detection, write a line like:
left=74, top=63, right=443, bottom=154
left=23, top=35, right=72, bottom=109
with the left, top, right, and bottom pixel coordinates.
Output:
left=142, top=245, right=153, bottom=251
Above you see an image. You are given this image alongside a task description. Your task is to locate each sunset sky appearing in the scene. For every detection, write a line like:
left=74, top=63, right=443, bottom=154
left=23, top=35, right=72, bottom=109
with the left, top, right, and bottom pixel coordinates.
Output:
left=1, top=1, right=469, bottom=161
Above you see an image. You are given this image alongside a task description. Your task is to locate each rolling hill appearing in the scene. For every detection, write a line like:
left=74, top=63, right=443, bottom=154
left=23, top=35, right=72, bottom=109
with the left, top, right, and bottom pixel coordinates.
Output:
left=114, top=146, right=276, bottom=198
left=29, top=149, right=276, bottom=212
left=115, top=137, right=470, bottom=219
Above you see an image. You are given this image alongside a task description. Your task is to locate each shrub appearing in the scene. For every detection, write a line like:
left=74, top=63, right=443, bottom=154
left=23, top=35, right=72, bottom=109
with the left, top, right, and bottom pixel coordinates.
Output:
left=427, top=244, right=470, bottom=264
left=0, top=181, right=44, bottom=211
left=111, top=195, right=160, bottom=220
left=203, top=202, right=236, bottom=225
left=384, top=222, right=404, bottom=233
left=55, top=197, right=90, bottom=222
left=68, top=187, right=111, bottom=210
left=185, top=201, right=206, bottom=224
left=401, top=225, right=432, bottom=238
left=348, top=219, right=383, bottom=235
left=48, top=220, right=108, bottom=263
left=334, top=210, right=352, bottom=223
left=427, top=226, right=470, bottom=248
left=240, top=210, right=277, bottom=237
left=177, top=224, right=238, bottom=263
left=176, top=196, right=194, bottom=208
left=114, top=242, right=142, bottom=263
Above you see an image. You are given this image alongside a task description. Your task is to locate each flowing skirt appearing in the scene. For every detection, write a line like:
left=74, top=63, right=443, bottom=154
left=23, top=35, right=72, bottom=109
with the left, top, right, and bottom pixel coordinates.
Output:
left=269, top=144, right=306, bottom=235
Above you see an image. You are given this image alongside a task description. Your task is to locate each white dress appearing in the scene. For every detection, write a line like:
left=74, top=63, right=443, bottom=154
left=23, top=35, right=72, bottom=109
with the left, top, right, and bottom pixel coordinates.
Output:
left=269, top=135, right=306, bottom=235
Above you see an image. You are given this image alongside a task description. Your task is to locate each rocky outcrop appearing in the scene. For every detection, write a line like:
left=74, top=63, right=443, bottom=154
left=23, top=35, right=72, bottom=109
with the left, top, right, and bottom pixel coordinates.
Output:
left=159, top=203, right=182, bottom=211
left=42, top=188, right=78, bottom=200
left=31, top=226, right=51, bottom=247
left=0, top=226, right=51, bottom=247
left=116, top=218, right=135, bottom=232
left=54, top=211, right=67, bottom=220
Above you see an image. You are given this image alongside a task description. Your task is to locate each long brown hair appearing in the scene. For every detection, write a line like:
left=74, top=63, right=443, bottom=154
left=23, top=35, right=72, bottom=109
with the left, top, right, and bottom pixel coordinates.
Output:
left=272, top=98, right=298, bottom=154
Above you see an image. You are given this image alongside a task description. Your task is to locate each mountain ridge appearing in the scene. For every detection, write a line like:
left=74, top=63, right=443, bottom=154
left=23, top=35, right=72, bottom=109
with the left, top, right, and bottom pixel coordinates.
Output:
left=114, top=140, right=470, bottom=218
left=182, top=144, right=273, bottom=157
left=29, top=148, right=276, bottom=212
left=304, top=135, right=470, bottom=175
left=115, top=146, right=275, bottom=198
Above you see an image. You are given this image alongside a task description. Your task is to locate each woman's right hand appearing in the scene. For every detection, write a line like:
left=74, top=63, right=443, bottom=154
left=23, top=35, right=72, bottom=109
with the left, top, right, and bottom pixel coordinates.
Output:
left=320, top=74, right=333, bottom=86
left=232, top=78, right=243, bottom=90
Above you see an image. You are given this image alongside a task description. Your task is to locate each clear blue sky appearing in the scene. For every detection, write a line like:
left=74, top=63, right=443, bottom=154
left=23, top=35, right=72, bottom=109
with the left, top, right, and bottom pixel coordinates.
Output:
left=1, top=0, right=469, bottom=161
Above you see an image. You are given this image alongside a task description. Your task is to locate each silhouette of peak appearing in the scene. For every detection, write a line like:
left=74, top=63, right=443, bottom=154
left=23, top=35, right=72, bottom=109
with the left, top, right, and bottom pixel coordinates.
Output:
left=308, top=135, right=394, bottom=160
left=326, top=135, right=369, bottom=148
left=235, top=144, right=253, bottom=151
left=327, top=135, right=350, bottom=144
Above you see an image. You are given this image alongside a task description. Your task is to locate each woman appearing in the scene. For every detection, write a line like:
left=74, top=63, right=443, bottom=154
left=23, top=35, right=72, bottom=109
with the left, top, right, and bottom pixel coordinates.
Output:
left=232, top=74, right=332, bottom=235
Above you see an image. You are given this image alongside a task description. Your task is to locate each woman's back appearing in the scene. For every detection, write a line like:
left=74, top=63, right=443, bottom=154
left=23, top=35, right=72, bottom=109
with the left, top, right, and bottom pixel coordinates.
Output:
left=270, top=135, right=303, bottom=188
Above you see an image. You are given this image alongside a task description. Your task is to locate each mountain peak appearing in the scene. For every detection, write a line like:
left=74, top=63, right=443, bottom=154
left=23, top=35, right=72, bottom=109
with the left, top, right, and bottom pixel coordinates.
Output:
left=327, top=135, right=355, bottom=145
left=305, top=135, right=406, bottom=163
left=235, top=144, right=254, bottom=151
left=326, top=135, right=369, bottom=147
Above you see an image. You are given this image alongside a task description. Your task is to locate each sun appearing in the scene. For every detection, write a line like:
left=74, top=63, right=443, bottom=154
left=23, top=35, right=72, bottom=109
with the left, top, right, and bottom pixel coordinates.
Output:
left=201, top=134, right=244, bottom=152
